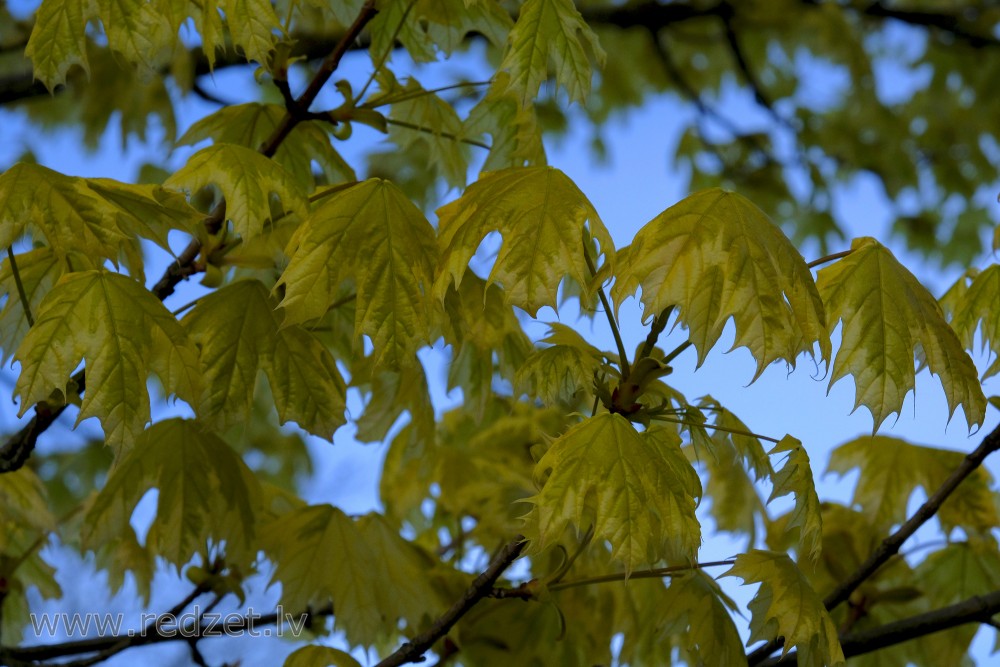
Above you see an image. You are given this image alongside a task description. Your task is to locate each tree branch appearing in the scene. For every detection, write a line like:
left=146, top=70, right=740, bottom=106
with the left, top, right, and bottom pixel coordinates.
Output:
left=0, top=2, right=380, bottom=473
left=757, top=588, right=1000, bottom=666
left=748, top=421, right=1000, bottom=665
left=376, top=536, right=526, bottom=667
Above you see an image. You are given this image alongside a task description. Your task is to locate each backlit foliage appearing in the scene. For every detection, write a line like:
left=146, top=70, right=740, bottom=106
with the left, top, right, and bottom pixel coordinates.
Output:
left=0, top=1, right=999, bottom=665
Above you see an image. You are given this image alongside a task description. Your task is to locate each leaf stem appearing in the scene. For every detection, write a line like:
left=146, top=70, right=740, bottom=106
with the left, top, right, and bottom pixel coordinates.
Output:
left=584, top=244, right=630, bottom=379
left=662, top=339, right=692, bottom=366
left=806, top=249, right=852, bottom=269
left=652, top=414, right=780, bottom=443
left=354, top=0, right=418, bottom=105
left=363, top=79, right=493, bottom=108
left=383, top=118, right=491, bottom=150
left=636, top=307, right=672, bottom=361
left=6, top=246, right=34, bottom=327
left=549, top=559, right=735, bottom=591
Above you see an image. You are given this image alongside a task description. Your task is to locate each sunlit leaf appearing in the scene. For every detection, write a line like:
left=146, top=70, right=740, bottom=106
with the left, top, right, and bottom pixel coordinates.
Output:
left=435, top=166, right=614, bottom=317
left=613, top=188, right=829, bottom=380
left=278, top=179, right=438, bottom=368
left=816, top=237, right=985, bottom=429
left=14, top=270, right=200, bottom=451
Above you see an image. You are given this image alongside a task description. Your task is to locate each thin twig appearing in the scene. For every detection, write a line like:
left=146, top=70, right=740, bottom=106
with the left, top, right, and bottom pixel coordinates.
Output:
left=376, top=536, right=526, bottom=667
left=384, top=118, right=491, bottom=150
left=363, top=79, right=493, bottom=108
left=661, top=340, right=692, bottom=366
left=806, top=249, right=852, bottom=269
left=652, top=414, right=780, bottom=443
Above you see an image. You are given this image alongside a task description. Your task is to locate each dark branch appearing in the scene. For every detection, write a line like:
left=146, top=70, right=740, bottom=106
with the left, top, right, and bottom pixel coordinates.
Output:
left=376, top=537, right=526, bottom=667
left=756, top=588, right=1000, bottom=666
left=748, top=421, right=1000, bottom=665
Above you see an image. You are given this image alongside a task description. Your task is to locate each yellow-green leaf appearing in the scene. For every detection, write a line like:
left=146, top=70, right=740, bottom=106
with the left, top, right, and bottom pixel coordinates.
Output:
left=97, top=0, right=173, bottom=73
left=515, top=323, right=604, bottom=406
left=14, top=270, right=200, bottom=451
left=942, top=264, right=1000, bottom=379
left=767, top=436, right=822, bottom=564
left=499, top=0, right=605, bottom=107
left=284, top=646, right=362, bottom=667
left=183, top=280, right=347, bottom=438
left=278, top=179, right=437, bottom=368
left=0, top=248, right=64, bottom=363
left=177, top=103, right=355, bottom=190
left=612, top=188, right=829, bottom=380
left=435, top=166, right=614, bottom=317
left=662, top=572, right=745, bottom=667
left=223, top=0, right=279, bottom=66
left=165, top=143, right=309, bottom=240
left=83, top=419, right=263, bottom=566
left=25, top=0, right=90, bottom=91
left=725, top=550, right=845, bottom=667
left=827, top=436, right=999, bottom=534
left=816, top=237, right=985, bottom=429
left=261, top=506, right=446, bottom=646
left=526, top=413, right=701, bottom=572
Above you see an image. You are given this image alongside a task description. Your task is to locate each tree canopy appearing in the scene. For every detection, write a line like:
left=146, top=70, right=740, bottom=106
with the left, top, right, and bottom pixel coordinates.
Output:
left=0, top=1, right=999, bottom=665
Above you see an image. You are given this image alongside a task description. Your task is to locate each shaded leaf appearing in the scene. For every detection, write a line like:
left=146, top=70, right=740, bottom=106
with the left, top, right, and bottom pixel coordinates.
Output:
left=526, top=413, right=701, bottom=572
left=725, top=550, right=845, bottom=667
left=83, top=419, right=263, bottom=566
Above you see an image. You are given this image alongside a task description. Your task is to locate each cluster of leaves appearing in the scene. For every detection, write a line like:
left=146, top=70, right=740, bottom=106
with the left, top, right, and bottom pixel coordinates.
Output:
left=0, top=1, right=999, bottom=666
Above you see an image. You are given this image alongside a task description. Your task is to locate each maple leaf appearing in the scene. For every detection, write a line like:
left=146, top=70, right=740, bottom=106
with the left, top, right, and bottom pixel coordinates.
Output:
left=725, top=550, right=845, bottom=667
left=613, top=188, right=830, bottom=380
left=767, top=436, right=823, bottom=564
left=24, top=0, right=89, bottom=91
left=0, top=164, right=201, bottom=277
left=499, top=0, right=606, bottom=106
left=435, top=166, right=615, bottom=317
left=165, top=143, right=309, bottom=240
left=368, top=71, right=470, bottom=189
left=662, top=572, right=745, bottom=666
left=13, top=270, right=201, bottom=452
left=464, top=79, right=547, bottom=171
left=0, top=248, right=64, bottom=363
left=278, top=178, right=438, bottom=368
left=941, top=264, right=1000, bottom=379
left=816, top=237, right=985, bottom=430
left=176, top=103, right=355, bottom=189
left=182, top=280, right=346, bottom=438
left=827, top=436, right=999, bottom=534
left=515, top=323, right=605, bottom=406
left=83, top=419, right=263, bottom=566
left=526, top=413, right=701, bottom=572
left=261, top=506, right=447, bottom=646
left=223, top=0, right=280, bottom=66
left=96, top=0, right=172, bottom=73
left=284, top=646, right=361, bottom=667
